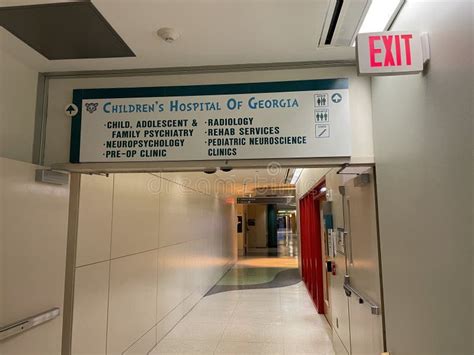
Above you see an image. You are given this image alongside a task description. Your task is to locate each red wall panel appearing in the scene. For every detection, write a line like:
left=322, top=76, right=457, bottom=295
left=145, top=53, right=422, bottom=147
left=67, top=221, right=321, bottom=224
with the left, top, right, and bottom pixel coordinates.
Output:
left=299, top=188, right=325, bottom=314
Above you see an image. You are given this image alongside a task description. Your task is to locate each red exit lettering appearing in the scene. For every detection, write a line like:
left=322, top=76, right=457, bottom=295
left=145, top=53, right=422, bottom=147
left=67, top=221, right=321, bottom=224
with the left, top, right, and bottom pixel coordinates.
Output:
left=369, top=34, right=413, bottom=68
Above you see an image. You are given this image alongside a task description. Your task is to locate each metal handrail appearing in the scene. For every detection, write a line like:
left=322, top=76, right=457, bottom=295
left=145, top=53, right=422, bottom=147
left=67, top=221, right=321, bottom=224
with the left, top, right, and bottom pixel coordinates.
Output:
left=0, top=307, right=60, bottom=341
left=343, top=276, right=381, bottom=315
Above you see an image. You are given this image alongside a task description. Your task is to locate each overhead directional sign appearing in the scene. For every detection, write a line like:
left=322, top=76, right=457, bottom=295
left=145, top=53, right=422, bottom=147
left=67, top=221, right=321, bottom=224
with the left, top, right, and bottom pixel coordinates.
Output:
left=69, top=79, right=351, bottom=163
left=356, top=31, right=429, bottom=76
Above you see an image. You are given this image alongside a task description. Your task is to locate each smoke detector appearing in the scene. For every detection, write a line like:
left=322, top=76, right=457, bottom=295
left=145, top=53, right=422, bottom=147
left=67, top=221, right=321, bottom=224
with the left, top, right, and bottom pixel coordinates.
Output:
left=157, top=27, right=180, bottom=43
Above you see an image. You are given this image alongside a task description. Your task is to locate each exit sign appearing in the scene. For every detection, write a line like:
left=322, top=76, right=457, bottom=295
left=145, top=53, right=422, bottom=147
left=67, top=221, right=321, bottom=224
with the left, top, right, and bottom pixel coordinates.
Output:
left=356, top=31, right=429, bottom=76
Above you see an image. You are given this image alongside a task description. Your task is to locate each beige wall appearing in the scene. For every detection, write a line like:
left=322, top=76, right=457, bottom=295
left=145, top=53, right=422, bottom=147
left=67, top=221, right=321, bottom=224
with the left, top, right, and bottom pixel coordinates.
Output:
left=247, top=204, right=267, bottom=248
left=324, top=169, right=351, bottom=354
left=295, top=168, right=331, bottom=200
left=235, top=204, right=245, bottom=256
left=371, top=1, right=473, bottom=353
left=296, top=168, right=351, bottom=354
left=69, top=171, right=236, bottom=355
left=0, top=38, right=38, bottom=163
left=42, top=66, right=374, bottom=167
left=0, top=158, right=70, bottom=355
left=296, top=167, right=384, bottom=355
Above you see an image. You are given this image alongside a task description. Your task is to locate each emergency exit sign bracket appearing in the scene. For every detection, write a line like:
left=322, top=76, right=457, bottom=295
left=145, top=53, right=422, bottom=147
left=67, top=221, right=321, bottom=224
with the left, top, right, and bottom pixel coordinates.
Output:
left=420, top=32, right=431, bottom=64
left=356, top=31, right=430, bottom=76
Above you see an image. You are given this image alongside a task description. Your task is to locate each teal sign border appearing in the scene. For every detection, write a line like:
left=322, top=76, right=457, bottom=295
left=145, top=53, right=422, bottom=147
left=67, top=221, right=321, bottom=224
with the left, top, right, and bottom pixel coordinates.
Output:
left=70, top=78, right=349, bottom=163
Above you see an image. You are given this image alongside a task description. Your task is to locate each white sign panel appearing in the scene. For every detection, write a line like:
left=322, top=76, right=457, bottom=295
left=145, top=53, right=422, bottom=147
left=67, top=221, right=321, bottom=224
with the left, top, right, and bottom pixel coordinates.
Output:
left=356, top=31, right=426, bottom=76
left=70, top=79, right=351, bottom=163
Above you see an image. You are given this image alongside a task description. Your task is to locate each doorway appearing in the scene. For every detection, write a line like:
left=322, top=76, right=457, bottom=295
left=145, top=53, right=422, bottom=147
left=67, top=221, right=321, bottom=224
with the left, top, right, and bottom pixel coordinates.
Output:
left=54, top=164, right=383, bottom=355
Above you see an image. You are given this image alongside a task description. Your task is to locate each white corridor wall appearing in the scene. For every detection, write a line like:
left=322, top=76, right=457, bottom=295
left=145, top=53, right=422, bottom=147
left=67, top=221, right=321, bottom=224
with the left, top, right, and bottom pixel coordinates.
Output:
left=68, top=172, right=236, bottom=355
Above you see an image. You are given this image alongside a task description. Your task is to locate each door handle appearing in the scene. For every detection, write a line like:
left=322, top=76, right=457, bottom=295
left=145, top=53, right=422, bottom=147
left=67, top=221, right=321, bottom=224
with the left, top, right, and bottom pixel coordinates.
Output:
left=346, top=200, right=354, bottom=265
left=343, top=275, right=380, bottom=315
left=0, top=307, right=60, bottom=341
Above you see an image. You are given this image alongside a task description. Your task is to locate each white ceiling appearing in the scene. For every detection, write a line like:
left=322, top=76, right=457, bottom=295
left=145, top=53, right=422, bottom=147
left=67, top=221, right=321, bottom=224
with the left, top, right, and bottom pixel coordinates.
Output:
left=160, top=168, right=293, bottom=198
left=214, top=167, right=292, bottom=196
left=0, top=0, right=356, bottom=72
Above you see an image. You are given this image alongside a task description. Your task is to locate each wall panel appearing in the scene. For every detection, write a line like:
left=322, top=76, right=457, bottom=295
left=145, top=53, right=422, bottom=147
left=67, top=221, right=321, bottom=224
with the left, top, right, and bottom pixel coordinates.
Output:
left=107, top=250, right=158, bottom=355
left=0, top=158, right=69, bottom=355
left=76, top=174, right=113, bottom=266
left=71, top=262, right=109, bottom=355
left=69, top=171, right=236, bottom=355
left=111, top=174, right=159, bottom=258
left=0, top=41, right=38, bottom=163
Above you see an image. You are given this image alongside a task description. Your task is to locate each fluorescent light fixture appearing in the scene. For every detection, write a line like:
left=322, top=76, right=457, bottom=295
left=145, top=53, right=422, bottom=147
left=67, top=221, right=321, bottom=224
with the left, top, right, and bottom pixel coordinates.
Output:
left=290, top=168, right=303, bottom=185
left=354, top=0, right=405, bottom=46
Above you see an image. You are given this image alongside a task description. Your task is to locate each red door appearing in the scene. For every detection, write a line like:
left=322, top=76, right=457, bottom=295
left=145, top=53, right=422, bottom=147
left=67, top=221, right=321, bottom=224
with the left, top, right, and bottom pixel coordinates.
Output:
left=299, top=183, right=325, bottom=314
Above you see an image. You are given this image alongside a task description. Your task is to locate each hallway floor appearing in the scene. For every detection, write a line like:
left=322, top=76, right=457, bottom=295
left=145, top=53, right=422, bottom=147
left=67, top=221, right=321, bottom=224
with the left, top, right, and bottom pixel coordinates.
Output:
left=150, top=257, right=335, bottom=355
left=246, top=228, right=299, bottom=258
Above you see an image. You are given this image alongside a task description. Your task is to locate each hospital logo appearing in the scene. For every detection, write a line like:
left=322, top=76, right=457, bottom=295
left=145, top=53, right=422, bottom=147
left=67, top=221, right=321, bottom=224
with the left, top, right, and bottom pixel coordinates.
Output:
left=85, top=102, right=99, bottom=113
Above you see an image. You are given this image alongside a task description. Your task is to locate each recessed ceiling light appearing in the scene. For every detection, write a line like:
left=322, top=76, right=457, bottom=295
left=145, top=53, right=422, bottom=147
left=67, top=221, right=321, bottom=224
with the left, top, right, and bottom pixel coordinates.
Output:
left=358, top=0, right=405, bottom=34
left=290, top=168, right=303, bottom=185
left=351, top=0, right=405, bottom=47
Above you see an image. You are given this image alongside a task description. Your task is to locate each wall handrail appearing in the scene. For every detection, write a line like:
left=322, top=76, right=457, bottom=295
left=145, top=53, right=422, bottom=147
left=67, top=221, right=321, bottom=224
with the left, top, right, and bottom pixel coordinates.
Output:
left=0, top=307, right=60, bottom=341
left=343, top=275, right=381, bottom=315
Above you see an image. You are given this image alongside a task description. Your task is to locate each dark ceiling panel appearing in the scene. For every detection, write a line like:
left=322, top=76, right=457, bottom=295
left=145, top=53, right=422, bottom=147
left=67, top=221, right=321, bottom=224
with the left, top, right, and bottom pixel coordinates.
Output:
left=0, top=1, right=135, bottom=60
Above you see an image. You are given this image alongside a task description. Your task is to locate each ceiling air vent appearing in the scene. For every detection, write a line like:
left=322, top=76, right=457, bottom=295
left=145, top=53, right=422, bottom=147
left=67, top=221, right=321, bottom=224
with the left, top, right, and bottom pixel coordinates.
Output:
left=318, top=0, right=371, bottom=47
